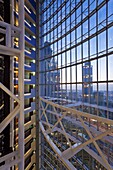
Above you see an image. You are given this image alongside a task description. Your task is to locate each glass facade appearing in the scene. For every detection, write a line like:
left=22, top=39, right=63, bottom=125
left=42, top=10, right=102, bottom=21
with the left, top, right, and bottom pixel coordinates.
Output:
left=39, top=0, right=113, bottom=169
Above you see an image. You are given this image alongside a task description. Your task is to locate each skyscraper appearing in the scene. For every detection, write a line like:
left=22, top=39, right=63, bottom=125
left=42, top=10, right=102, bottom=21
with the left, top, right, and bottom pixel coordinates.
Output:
left=83, top=62, right=93, bottom=103
left=41, top=41, right=60, bottom=97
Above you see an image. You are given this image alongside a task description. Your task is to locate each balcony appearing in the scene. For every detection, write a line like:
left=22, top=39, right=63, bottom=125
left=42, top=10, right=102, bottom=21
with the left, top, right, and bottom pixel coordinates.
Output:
left=24, top=102, right=35, bottom=114
left=30, top=11, right=36, bottom=22
left=25, top=114, right=35, bottom=131
left=14, top=62, right=35, bottom=72
left=25, top=50, right=36, bottom=59
left=24, top=62, right=35, bottom=72
left=25, top=36, right=36, bottom=47
left=24, top=5, right=36, bottom=22
left=24, top=88, right=35, bottom=99
left=25, top=154, right=36, bottom=170
left=39, top=97, right=113, bottom=170
left=14, top=76, right=35, bottom=85
left=28, top=0, right=36, bottom=9
left=24, top=75, right=35, bottom=85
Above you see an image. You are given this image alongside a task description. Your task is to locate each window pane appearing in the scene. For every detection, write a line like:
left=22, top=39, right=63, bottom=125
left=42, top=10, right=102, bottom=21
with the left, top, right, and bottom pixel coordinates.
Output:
left=98, top=57, right=106, bottom=81
left=108, top=55, right=113, bottom=80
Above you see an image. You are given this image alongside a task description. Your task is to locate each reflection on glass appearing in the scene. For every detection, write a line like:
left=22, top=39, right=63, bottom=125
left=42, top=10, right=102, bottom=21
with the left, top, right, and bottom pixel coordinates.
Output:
left=90, top=14, right=96, bottom=35
left=98, top=31, right=106, bottom=53
left=77, top=64, right=82, bottom=82
left=71, top=65, right=76, bottom=83
left=92, top=83, right=97, bottom=104
left=77, top=26, right=81, bottom=43
left=83, top=41, right=88, bottom=59
left=98, top=57, right=106, bottom=81
left=98, top=83, right=107, bottom=107
left=91, top=60, right=97, bottom=82
left=71, top=48, right=76, bottom=63
left=98, top=5, right=106, bottom=30
left=67, top=67, right=70, bottom=83
left=108, top=27, right=113, bottom=50
left=67, top=50, right=70, bottom=66
left=90, top=37, right=96, bottom=57
left=108, top=55, right=113, bottom=80
left=108, top=83, right=113, bottom=109
left=77, top=45, right=81, bottom=62
left=62, top=68, right=66, bottom=83
left=77, top=84, right=82, bottom=101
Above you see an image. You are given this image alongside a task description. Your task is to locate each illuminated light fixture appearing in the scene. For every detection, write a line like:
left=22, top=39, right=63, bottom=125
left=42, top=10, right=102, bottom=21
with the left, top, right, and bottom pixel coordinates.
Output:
left=24, top=20, right=31, bottom=27
left=91, top=119, right=97, bottom=122
left=25, top=49, right=31, bottom=54
left=24, top=64, right=31, bottom=67
left=32, top=47, right=36, bottom=51
left=14, top=85, right=18, bottom=88
left=24, top=5, right=31, bottom=14
left=32, top=35, right=36, bottom=39
left=33, top=70, right=35, bottom=76
left=25, top=93, right=31, bottom=96
left=14, top=10, right=19, bottom=16
left=14, top=70, right=18, bottom=73
left=24, top=79, right=31, bottom=81
left=33, top=23, right=36, bottom=27
left=25, top=35, right=31, bottom=40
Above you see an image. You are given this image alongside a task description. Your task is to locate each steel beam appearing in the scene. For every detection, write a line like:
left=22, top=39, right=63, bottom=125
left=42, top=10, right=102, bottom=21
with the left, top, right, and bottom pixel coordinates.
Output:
left=18, top=0, right=25, bottom=169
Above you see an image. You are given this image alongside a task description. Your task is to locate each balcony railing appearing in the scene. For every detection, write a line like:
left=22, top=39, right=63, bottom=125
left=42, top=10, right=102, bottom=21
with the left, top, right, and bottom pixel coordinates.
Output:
left=39, top=97, right=113, bottom=170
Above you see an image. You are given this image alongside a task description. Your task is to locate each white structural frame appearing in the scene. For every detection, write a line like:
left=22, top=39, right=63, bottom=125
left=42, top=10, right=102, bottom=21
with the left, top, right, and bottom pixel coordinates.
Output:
left=0, top=0, right=24, bottom=169
left=40, top=97, right=113, bottom=170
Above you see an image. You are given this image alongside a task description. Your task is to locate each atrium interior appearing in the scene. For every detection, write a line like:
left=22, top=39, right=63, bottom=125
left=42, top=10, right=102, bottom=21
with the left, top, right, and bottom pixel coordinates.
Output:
left=0, top=0, right=113, bottom=170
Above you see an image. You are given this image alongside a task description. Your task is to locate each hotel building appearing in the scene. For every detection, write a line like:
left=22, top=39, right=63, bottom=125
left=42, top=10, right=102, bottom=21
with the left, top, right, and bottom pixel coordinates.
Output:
left=0, top=0, right=113, bottom=170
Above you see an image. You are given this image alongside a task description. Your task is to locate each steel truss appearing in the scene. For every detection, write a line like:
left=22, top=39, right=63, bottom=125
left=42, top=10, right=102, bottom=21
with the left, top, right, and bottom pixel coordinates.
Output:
left=40, top=97, right=113, bottom=170
left=0, top=0, right=24, bottom=169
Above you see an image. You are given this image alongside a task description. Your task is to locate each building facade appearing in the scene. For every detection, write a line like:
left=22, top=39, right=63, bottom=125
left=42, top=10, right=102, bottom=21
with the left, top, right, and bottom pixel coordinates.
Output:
left=0, top=0, right=36, bottom=169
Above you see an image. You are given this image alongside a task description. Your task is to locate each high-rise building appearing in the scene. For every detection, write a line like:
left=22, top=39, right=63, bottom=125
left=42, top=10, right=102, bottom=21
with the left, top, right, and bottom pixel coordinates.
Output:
left=0, top=0, right=36, bottom=169
left=83, top=62, right=93, bottom=103
left=40, top=41, right=60, bottom=97
left=0, top=1, right=113, bottom=170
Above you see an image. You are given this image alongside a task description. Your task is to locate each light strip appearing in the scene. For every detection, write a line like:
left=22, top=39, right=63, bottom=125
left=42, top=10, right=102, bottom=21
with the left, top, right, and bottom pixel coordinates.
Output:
left=24, top=5, right=31, bottom=14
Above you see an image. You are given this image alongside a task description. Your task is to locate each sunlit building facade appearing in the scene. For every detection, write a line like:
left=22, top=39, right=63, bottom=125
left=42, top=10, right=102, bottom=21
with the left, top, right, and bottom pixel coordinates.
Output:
left=39, top=0, right=113, bottom=170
